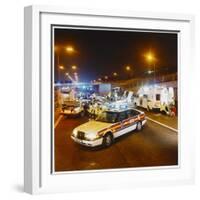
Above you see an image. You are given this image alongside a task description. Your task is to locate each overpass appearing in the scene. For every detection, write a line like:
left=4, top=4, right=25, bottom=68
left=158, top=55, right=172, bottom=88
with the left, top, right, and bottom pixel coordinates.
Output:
left=110, top=73, right=177, bottom=93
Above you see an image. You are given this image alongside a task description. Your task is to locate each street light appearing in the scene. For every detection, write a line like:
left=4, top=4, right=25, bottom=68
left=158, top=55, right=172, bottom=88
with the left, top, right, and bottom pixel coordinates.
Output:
left=147, top=70, right=153, bottom=74
left=125, top=65, right=134, bottom=78
left=146, top=53, right=154, bottom=63
left=71, top=65, right=77, bottom=70
left=66, top=46, right=75, bottom=53
left=59, top=65, right=64, bottom=70
left=58, top=65, right=64, bottom=83
left=125, top=65, right=131, bottom=71
left=113, top=72, right=118, bottom=76
left=145, top=52, right=156, bottom=83
left=104, top=76, right=108, bottom=80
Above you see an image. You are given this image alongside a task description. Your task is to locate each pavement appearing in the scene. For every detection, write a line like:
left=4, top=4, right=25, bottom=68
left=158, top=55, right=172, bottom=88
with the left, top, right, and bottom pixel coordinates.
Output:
left=54, top=114, right=178, bottom=172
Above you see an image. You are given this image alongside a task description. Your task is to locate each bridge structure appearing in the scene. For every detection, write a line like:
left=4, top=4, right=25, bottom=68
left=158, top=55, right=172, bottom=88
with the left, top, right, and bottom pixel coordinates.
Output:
left=110, top=73, right=177, bottom=92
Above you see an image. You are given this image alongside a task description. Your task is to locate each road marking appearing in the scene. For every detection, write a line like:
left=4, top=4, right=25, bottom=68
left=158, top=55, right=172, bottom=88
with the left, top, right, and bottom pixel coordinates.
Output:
left=146, top=116, right=178, bottom=133
left=54, top=115, right=63, bottom=129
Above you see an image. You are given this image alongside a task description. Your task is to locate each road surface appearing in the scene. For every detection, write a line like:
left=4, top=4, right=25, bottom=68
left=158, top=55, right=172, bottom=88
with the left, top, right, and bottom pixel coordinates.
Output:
left=54, top=115, right=178, bottom=172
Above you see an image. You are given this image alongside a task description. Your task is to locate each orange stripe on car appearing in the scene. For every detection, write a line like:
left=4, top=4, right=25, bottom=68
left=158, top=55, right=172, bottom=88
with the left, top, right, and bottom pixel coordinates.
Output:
left=98, top=114, right=144, bottom=136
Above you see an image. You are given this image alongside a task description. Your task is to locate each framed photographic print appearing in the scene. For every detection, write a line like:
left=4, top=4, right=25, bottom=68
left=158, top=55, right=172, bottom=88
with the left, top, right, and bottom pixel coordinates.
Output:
left=24, top=5, right=195, bottom=194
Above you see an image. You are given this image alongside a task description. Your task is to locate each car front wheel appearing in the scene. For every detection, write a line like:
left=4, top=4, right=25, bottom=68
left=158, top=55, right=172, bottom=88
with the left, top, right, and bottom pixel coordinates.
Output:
left=136, top=121, right=142, bottom=131
left=103, top=133, right=113, bottom=147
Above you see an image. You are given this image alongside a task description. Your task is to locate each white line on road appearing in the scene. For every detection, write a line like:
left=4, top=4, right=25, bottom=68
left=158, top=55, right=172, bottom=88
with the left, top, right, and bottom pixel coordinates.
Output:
left=54, top=115, right=63, bottom=129
left=146, top=117, right=178, bottom=133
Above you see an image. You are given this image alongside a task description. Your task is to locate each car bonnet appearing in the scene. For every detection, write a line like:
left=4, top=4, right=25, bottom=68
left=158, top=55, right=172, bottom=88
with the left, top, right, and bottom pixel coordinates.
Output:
left=76, top=120, right=112, bottom=133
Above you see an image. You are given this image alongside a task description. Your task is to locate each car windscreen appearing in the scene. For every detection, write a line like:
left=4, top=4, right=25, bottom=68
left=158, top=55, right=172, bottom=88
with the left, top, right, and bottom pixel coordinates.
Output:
left=95, top=112, right=118, bottom=123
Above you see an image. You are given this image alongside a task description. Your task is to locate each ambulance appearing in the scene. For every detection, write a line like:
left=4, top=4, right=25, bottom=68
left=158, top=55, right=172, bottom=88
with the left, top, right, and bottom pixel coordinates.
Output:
left=134, top=85, right=175, bottom=114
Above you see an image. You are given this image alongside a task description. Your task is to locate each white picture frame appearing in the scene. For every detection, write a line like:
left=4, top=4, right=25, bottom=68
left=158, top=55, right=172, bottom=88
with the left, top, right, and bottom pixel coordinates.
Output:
left=24, top=5, right=195, bottom=194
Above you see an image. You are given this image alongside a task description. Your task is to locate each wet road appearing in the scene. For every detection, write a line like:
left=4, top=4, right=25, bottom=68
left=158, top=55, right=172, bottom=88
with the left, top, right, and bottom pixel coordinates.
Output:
left=54, top=116, right=178, bottom=172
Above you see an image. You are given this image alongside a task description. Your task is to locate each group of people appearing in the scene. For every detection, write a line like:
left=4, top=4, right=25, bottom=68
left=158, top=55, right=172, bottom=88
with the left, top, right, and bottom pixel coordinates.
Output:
left=87, top=102, right=105, bottom=119
left=161, top=102, right=177, bottom=117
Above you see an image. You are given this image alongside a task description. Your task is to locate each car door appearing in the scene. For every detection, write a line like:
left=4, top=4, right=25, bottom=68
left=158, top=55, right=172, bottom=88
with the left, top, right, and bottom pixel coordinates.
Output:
left=121, top=110, right=137, bottom=135
left=124, top=110, right=138, bottom=132
left=113, top=112, right=126, bottom=138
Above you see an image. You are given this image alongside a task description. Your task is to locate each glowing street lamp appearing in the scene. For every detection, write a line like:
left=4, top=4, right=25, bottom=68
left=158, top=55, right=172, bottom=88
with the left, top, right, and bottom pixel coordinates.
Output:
left=147, top=70, right=153, bottom=74
left=145, top=52, right=156, bottom=83
left=58, top=65, right=64, bottom=83
left=104, top=76, right=108, bottom=80
left=71, top=65, right=77, bottom=70
left=146, top=53, right=155, bottom=63
left=113, top=72, right=118, bottom=77
left=125, top=65, right=134, bottom=78
left=59, top=65, right=64, bottom=70
left=66, top=46, right=75, bottom=53
left=125, top=65, right=131, bottom=71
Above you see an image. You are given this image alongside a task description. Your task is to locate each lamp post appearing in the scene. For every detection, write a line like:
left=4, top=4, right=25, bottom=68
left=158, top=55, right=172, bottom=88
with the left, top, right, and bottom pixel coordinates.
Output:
left=55, top=45, right=78, bottom=83
left=55, top=46, right=60, bottom=83
left=65, top=46, right=75, bottom=54
left=125, top=65, right=133, bottom=78
left=59, top=65, right=64, bottom=83
left=104, top=76, right=108, bottom=82
left=125, top=65, right=131, bottom=71
left=71, top=65, right=77, bottom=70
left=113, top=72, right=118, bottom=76
left=145, top=52, right=156, bottom=84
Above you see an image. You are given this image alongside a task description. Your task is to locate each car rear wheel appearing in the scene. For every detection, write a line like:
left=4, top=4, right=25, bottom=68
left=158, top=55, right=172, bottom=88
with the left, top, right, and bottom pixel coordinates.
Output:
left=136, top=121, right=142, bottom=131
left=103, top=133, right=113, bottom=147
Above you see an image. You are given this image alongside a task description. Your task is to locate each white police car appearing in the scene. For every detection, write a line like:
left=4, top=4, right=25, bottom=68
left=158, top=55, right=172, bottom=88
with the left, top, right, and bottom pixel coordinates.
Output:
left=71, top=108, right=146, bottom=147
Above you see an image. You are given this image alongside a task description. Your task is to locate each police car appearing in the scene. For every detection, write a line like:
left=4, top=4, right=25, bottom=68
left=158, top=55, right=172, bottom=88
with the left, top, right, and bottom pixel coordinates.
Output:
left=71, top=108, right=146, bottom=147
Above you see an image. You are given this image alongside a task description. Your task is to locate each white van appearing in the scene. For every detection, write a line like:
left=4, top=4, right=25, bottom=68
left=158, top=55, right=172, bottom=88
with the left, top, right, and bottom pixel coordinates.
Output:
left=134, top=85, right=175, bottom=114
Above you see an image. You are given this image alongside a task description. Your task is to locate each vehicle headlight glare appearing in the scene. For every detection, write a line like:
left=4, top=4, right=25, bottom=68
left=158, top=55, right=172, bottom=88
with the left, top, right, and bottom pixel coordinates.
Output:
left=72, top=129, right=77, bottom=136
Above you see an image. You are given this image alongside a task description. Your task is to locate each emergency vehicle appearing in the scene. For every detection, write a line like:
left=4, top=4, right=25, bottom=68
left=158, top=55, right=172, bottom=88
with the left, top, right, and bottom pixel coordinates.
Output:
left=71, top=108, right=146, bottom=147
left=134, top=85, right=175, bottom=114
left=59, top=86, right=76, bottom=104
left=60, top=101, right=85, bottom=117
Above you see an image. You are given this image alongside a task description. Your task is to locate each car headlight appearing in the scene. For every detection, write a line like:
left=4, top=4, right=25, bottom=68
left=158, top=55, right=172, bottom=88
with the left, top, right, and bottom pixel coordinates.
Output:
left=72, top=129, right=78, bottom=136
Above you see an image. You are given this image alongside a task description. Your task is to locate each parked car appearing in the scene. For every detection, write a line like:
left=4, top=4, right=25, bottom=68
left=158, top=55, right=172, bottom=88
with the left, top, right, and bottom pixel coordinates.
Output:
left=71, top=108, right=146, bottom=147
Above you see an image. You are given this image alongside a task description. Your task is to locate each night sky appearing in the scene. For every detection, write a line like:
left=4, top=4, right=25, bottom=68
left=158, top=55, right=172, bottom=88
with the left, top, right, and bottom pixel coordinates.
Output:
left=54, top=27, right=177, bottom=83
